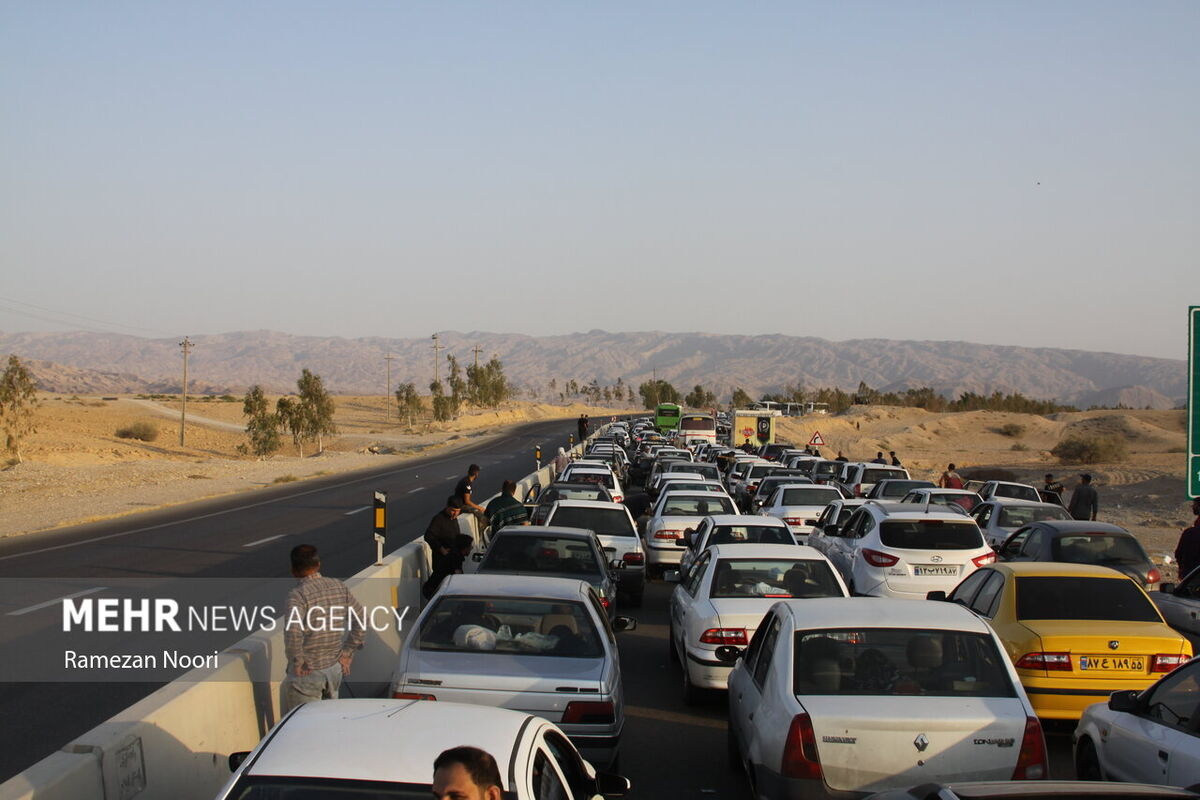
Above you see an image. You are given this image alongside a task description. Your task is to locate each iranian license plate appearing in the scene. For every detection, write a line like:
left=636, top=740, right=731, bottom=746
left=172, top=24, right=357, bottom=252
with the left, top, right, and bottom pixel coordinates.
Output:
left=1080, top=655, right=1146, bottom=671
left=914, top=565, right=959, bottom=576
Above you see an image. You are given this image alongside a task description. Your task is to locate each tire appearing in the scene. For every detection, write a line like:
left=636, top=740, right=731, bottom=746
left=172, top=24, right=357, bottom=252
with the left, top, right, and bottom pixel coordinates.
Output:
left=726, top=724, right=742, bottom=772
left=1075, top=736, right=1104, bottom=781
left=682, top=660, right=703, bottom=705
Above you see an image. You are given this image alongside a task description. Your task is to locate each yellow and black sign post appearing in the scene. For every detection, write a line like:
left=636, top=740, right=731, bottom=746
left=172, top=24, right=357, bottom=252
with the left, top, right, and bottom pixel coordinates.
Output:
left=535, top=444, right=542, bottom=470
left=373, top=490, right=387, bottom=565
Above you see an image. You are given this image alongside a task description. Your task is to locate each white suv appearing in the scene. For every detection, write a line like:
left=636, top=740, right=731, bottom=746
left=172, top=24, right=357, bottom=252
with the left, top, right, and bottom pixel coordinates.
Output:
left=820, top=501, right=995, bottom=598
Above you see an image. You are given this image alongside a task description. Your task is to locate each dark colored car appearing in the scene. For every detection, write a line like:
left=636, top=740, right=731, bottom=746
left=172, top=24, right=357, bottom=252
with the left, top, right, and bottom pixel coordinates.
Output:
left=526, top=482, right=613, bottom=526
left=997, top=520, right=1161, bottom=590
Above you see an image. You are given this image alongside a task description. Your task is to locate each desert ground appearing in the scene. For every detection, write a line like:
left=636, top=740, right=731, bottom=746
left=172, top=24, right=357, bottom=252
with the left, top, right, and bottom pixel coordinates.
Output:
left=1, top=397, right=1192, bottom=577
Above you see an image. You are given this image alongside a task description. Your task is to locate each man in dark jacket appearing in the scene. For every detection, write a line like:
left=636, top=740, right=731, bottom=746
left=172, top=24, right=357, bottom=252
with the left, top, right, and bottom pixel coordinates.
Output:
left=423, top=497, right=468, bottom=599
left=1174, top=499, right=1200, bottom=581
left=484, top=479, right=529, bottom=533
left=1067, top=474, right=1099, bottom=521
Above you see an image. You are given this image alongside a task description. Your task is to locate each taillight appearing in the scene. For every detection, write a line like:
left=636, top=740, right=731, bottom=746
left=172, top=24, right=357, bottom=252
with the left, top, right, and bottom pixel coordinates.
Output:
left=861, top=548, right=899, bottom=567
left=1011, top=716, right=1048, bottom=780
left=654, top=529, right=681, bottom=540
left=612, top=495, right=623, bottom=502
left=781, top=713, right=823, bottom=779
left=599, top=596, right=611, bottom=609
left=972, top=552, right=997, bottom=568
left=1147, top=567, right=1162, bottom=586
left=622, top=552, right=644, bottom=566
left=784, top=517, right=806, bottom=526
left=1015, top=652, right=1072, bottom=671
left=562, top=700, right=615, bottom=724
left=700, top=628, right=747, bottom=645
left=1152, top=654, right=1188, bottom=673
left=392, top=692, right=437, bottom=701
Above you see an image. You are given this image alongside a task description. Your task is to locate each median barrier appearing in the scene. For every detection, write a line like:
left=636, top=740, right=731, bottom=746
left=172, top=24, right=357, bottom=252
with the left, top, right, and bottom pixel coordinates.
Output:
left=0, top=422, right=613, bottom=800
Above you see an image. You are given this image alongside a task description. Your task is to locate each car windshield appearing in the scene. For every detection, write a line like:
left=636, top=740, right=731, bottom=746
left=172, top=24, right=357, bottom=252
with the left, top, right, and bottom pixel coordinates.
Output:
left=993, top=484, right=1041, bottom=502
left=661, top=482, right=724, bottom=494
left=1050, top=534, right=1149, bottom=567
left=547, top=507, right=634, bottom=537
left=879, top=521, right=983, bottom=550
left=792, top=629, right=1016, bottom=698
left=1015, top=576, right=1161, bottom=621
left=780, top=487, right=841, bottom=506
left=659, top=496, right=736, bottom=516
left=231, top=778, right=428, bottom=799
left=480, top=536, right=602, bottom=577
left=707, top=525, right=795, bottom=546
left=862, top=468, right=907, bottom=485
left=711, top=559, right=842, bottom=599
left=673, top=464, right=719, bottom=478
left=418, top=597, right=604, bottom=657
left=997, top=505, right=1071, bottom=527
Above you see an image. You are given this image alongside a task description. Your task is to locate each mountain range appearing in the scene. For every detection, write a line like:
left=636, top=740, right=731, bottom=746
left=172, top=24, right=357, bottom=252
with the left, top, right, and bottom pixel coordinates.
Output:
left=0, top=329, right=1185, bottom=409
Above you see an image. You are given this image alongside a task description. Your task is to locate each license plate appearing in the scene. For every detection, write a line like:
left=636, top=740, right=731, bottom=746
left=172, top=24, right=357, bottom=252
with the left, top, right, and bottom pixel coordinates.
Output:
left=914, top=565, right=959, bottom=576
left=1080, top=655, right=1145, bottom=671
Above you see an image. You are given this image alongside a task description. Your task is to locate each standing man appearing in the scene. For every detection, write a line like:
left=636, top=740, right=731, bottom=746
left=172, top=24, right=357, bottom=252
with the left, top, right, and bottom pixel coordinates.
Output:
left=871, top=452, right=887, bottom=464
left=283, top=544, right=365, bottom=712
left=423, top=497, right=469, bottom=599
left=455, top=464, right=488, bottom=526
left=1043, top=473, right=1065, bottom=500
left=1068, top=474, right=1099, bottom=521
left=432, top=747, right=504, bottom=800
left=577, top=414, right=587, bottom=444
left=835, top=451, right=849, bottom=462
left=484, top=479, right=530, bottom=532
left=553, top=446, right=570, bottom=475
left=1173, top=499, right=1200, bottom=581
left=889, top=451, right=902, bottom=467
left=939, top=464, right=964, bottom=489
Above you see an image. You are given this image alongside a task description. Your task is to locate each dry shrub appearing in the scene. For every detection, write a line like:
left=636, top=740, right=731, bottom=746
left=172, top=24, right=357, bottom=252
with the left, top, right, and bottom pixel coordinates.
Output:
left=115, top=421, right=158, bottom=442
left=995, top=423, right=1025, bottom=438
left=1051, top=434, right=1127, bottom=464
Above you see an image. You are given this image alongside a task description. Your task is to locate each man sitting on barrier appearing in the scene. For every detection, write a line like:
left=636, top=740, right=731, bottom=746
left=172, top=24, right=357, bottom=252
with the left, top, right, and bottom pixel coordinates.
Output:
left=484, top=479, right=530, bottom=534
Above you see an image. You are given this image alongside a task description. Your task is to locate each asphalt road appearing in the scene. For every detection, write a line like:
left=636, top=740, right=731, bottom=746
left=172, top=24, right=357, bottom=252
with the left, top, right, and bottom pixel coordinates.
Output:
left=0, top=418, right=579, bottom=782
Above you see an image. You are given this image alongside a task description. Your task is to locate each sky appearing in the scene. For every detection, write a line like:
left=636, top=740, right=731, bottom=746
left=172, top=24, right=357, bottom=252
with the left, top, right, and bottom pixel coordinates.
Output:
left=1, top=1, right=1196, bottom=359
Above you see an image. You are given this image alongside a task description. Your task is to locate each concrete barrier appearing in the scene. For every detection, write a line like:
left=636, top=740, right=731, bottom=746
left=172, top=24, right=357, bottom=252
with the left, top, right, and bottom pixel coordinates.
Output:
left=0, top=422, right=617, bottom=800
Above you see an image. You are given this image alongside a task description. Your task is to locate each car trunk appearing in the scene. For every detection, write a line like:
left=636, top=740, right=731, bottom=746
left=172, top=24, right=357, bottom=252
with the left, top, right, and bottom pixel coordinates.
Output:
left=801, top=696, right=1025, bottom=792
left=1017, top=619, right=1188, bottom=678
left=882, top=550, right=978, bottom=594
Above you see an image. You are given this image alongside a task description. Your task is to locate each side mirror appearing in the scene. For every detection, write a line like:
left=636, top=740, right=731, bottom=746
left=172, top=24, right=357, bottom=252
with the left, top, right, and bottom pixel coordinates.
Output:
left=228, top=751, right=250, bottom=772
left=715, top=645, right=743, bottom=664
left=1160, top=582, right=1178, bottom=594
left=471, top=552, right=484, bottom=563
left=663, top=570, right=681, bottom=583
left=612, top=616, right=637, bottom=632
left=594, top=772, right=631, bottom=797
left=1108, top=689, right=1141, bottom=714
left=823, top=524, right=840, bottom=537
left=926, top=590, right=947, bottom=602
left=609, top=559, right=626, bottom=570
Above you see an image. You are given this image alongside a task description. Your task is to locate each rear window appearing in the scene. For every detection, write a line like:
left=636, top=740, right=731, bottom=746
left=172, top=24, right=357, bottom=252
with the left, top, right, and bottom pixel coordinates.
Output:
left=480, top=536, right=601, bottom=577
left=1015, top=576, right=1161, bottom=622
left=780, top=487, right=841, bottom=506
left=418, top=596, right=603, bottom=658
left=997, top=505, right=1071, bottom=527
left=674, top=464, right=720, bottom=479
left=564, top=471, right=615, bottom=490
left=1050, top=535, right=1150, bottom=568
left=708, top=525, right=795, bottom=546
left=879, top=521, right=983, bottom=550
left=659, top=496, right=736, bottom=516
left=792, top=629, right=1015, bottom=697
left=711, top=559, right=843, bottom=599
left=862, top=468, right=907, bottom=485
left=547, top=507, right=635, bottom=537
left=930, top=493, right=980, bottom=512
left=994, top=484, right=1041, bottom=502
left=876, top=481, right=932, bottom=498
left=544, top=486, right=608, bottom=502
left=812, top=462, right=841, bottom=477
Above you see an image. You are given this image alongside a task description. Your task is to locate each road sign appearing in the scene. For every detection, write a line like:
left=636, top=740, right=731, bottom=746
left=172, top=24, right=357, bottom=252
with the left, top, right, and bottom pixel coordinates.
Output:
left=1190, top=307, right=1199, bottom=498
left=808, top=431, right=826, bottom=447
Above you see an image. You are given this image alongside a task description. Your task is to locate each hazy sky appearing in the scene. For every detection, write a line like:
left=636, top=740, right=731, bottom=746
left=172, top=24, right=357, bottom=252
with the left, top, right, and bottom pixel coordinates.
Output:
left=2, top=1, right=1196, bottom=359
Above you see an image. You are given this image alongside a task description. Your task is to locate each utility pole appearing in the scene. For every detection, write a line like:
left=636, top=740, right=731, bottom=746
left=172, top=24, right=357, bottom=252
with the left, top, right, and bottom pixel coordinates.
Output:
left=179, top=337, right=193, bottom=446
left=384, top=353, right=396, bottom=422
left=431, top=334, right=444, bottom=384
left=472, top=344, right=483, bottom=369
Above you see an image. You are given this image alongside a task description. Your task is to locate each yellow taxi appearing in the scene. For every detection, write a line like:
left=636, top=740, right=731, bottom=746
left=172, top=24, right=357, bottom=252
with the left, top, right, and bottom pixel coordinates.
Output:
left=943, top=561, right=1191, bottom=719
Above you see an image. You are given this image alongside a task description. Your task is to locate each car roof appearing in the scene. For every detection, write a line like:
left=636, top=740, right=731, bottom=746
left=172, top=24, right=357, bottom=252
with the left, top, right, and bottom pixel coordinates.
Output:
left=985, top=498, right=1065, bottom=508
left=439, top=573, right=590, bottom=600
left=867, top=502, right=977, bottom=521
left=550, top=499, right=628, bottom=510
left=911, top=488, right=978, bottom=495
left=987, top=561, right=1141, bottom=579
left=775, top=597, right=990, bottom=633
left=1030, top=520, right=1131, bottom=536
left=709, top=543, right=826, bottom=560
left=492, top=526, right=596, bottom=542
left=705, top=514, right=787, bottom=526
left=248, top=699, right=538, bottom=784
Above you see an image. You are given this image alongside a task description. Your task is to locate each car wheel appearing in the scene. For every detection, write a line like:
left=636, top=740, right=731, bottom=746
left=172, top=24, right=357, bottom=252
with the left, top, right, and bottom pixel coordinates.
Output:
left=1075, top=736, right=1104, bottom=781
left=682, top=660, right=703, bottom=705
left=726, top=724, right=742, bottom=772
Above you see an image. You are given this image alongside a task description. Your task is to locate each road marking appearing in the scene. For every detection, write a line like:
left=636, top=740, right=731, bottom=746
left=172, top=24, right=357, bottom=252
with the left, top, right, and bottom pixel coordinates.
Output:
left=243, top=534, right=286, bottom=548
left=8, top=586, right=107, bottom=616
left=344, top=506, right=372, bottom=515
left=408, top=488, right=425, bottom=494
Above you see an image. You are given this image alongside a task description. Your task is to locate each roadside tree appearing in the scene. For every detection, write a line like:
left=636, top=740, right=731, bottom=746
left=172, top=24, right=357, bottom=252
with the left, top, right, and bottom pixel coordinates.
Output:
left=0, top=355, right=39, bottom=464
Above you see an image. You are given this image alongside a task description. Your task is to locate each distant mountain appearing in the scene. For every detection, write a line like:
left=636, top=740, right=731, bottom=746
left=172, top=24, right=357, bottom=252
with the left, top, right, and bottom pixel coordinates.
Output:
left=0, top=329, right=1185, bottom=405
left=22, top=358, right=232, bottom=395
left=1073, top=385, right=1179, bottom=411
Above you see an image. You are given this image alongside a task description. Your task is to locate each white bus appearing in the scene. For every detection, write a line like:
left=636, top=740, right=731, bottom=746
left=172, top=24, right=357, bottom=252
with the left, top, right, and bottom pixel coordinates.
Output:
left=677, top=413, right=717, bottom=447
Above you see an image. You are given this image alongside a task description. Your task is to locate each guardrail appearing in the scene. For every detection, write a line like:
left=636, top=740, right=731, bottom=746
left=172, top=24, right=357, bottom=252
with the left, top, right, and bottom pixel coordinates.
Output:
left=0, top=428, right=606, bottom=800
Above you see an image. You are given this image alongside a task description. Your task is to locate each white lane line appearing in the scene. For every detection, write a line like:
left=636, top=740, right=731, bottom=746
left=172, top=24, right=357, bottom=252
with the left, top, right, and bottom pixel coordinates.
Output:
left=8, top=586, right=107, bottom=616
left=243, top=534, right=286, bottom=548
left=407, top=488, right=425, bottom=494
left=344, top=506, right=372, bottom=516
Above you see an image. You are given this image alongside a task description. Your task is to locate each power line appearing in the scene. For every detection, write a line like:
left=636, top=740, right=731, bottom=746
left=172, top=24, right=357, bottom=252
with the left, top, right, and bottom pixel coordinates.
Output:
left=0, top=295, right=178, bottom=337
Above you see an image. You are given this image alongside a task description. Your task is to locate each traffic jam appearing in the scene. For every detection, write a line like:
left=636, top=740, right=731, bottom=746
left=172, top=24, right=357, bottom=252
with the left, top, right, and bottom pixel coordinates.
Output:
left=222, top=407, right=1200, bottom=800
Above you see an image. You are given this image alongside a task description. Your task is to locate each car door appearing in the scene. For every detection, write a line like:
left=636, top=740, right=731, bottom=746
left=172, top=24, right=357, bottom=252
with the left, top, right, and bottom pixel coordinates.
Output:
left=672, top=551, right=710, bottom=648
left=1104, top=662, right=1200, bottom=785
left=972, top=503, right=997, bottom=544
left=540, top=728, right=597, bottom=800
left=1008, top=527, right=1046, bottom=562
left=1155, top=570, right=1200, bottom=638
left=739, top=612, right=784, bottom=770
left=998, top=527, right=1034, bottom=561
left=834, top=509, right=870, bottom=582
left=728, top=611, right=772, bottom=761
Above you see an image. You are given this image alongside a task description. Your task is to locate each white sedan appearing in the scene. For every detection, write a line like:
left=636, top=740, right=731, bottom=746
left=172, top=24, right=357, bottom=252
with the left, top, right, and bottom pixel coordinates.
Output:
left=642, top=490, right=739, bottom=577
left=1075, top=655, right=1200, bottom=786
left=217, top=699, right=629, bottom=800
left=667, top=544, right=847, bottom=704
left=756, top=483, right=844, bottom=543
left=676, top=514, right=796, bottom=579
left=970, top=498, right=1072, bottom=548
left=725, top=598, right=1047, bottom=798
left=390, top=573, right=634, bottom=769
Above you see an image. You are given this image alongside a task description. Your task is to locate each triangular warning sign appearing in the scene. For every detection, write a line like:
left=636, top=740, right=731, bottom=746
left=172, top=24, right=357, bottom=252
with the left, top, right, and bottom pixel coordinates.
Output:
left=808, top=431, right=826, bottom=447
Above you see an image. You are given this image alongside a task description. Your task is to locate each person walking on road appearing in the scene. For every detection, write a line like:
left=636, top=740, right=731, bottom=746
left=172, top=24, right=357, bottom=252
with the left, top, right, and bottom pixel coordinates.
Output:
left=282, top=544, right=365, bottom=712
left=432, top=746, right=504, bottom=800
left=484, top=479, right=529, bottom=533
left=1173, top=499, right=1200, bottom=581
left=939, top=464, right=964, bottom=489
left=1068, top=473, right=1099, bottom=521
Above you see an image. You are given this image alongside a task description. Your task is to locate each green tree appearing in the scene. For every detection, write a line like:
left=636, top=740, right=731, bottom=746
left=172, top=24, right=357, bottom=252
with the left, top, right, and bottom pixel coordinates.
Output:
left=0, top=355, right=39, bottom=464
left=242, top=385, right=281, bottom=458
left=685, top=384, right=716, bottom=409
left=430, top=380, right=455, bottom=421
left=275, top=397, right=304, bottom=456
left=637, top=379, right=680, bottom=409
left=297, top=368, right=337, bottom=453
left=731, top=387, right=753, bottom=408
left=395, top=382, right=423, bottom=427
left=467, top=356, right=511, bottom=408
